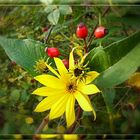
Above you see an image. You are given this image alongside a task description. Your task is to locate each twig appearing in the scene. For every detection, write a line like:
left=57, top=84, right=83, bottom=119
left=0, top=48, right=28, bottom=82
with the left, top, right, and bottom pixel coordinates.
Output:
left=45, top=25, right=54, bottom=43
left=35, top=115, right=49, bottom=134
left=83, top=38, right=88, bottom=53
left=66, top=106, right=82, bottom=134
left=87, top=6, right=110, bottom=48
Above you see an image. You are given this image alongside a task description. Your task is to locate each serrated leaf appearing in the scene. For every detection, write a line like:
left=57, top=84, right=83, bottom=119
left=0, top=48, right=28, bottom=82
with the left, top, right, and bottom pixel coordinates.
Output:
left=47, top=9, right=60, bottom=25
left=0, top=36, right=46, bottom=76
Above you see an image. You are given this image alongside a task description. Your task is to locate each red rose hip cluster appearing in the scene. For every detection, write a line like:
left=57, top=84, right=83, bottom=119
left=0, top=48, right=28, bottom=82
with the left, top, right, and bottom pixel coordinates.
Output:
left=44, top=22, right=108, bottom=69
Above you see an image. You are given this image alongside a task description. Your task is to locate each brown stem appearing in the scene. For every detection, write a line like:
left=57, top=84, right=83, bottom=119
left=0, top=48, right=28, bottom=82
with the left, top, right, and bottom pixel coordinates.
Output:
left=66, top=106, right=82, bottom=134
left=60, top=53, right=68, bottom=58
left=35, top=115, right=49, bottom=134
left=83, top=38, right=88, bottom=53
left=45, top=25, right=54, bottom=43
left=87, top=6, right=110, bottom=48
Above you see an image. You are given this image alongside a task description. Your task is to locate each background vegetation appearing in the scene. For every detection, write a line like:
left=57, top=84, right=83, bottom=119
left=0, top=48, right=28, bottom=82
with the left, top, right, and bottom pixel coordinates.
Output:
left=0, top=1, right=140, bottom=139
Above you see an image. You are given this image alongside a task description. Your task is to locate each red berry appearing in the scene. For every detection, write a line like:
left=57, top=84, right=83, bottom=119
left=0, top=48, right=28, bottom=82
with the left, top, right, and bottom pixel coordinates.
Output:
left=62, top=59, right=69, bottom=69
left=94, top=26, right=108, bottom=38
left=76, top=23, right=88, bottom=39
left=45, top=47, right=60, bottom=58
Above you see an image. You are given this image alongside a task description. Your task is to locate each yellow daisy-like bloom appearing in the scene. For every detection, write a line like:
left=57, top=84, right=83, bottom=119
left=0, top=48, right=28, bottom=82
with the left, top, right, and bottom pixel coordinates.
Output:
left=32, top=51, right=100, bottom=127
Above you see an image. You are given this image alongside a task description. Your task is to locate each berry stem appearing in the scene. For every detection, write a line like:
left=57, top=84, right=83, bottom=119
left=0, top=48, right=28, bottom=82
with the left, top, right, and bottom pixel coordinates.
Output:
left=99, top=42, right=102, bottom=47
left=99, top=13, right=102, bottom=46
left=83, top=38, right=88, bottom=53
left=99, top=13, right=102, bottom=26
left=87, top=6, right=110, bottom=48
left=60, top=53, right=68, bottom=58
left=44, top=25, right=54, bottom=43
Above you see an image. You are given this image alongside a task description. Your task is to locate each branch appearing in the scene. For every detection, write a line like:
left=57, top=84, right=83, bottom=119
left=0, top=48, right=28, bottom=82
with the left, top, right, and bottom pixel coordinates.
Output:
left=35, top=115, right=49, bottom=134
left=44, top=25, right=54, bottom=43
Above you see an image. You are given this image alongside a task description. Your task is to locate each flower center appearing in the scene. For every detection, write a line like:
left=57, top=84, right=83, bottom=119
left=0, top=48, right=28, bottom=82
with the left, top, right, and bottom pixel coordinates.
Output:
left=74, top=68, right=83, bottom=77
left=67, top=83, right=77, bottom=93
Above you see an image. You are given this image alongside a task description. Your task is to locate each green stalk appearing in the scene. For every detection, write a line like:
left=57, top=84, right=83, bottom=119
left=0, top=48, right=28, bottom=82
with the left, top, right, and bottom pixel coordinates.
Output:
left=101, top=89, right=115, bottom=133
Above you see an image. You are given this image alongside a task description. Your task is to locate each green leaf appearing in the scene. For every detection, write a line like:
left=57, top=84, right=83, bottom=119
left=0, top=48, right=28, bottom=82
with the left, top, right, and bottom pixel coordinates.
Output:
left=59, top=5, right=72, bottom=15
left=105, top=30, right=140, bottom=65
left=44, top=5, right=57, bottom=13
left=85, top=30, right=140, bottom=72
left=47, top=8, right=60, bottom=25
left=102, top=88, right=116, bottom=133
left=95, top=43, right=140, bottom=88
left=0, top=36, right=46, bottom=76
left=84, top=46, right=110, bottom=72
left=102, top=88, right=115, bottom=107
left=85, top=31, right=140, bottom=87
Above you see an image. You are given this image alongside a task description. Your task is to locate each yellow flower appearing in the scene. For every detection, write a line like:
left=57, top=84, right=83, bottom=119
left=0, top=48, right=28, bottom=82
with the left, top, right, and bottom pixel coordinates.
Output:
left=32, top=51, right=100, bottom=127
left=69, top=49, right=93, bottom=82
left=34, top=59, right=48, bottom=74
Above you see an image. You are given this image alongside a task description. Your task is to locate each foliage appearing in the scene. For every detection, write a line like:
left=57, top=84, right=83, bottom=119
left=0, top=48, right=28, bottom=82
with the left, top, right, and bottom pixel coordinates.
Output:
left=0, top=2, right=140, bottom=138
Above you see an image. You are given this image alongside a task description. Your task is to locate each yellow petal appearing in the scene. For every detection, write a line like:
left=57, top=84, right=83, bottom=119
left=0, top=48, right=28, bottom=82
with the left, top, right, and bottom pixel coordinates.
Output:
left=32, top=87, right=64, bottom=96
left=54, top=57, right=68, bottom=76
left=45, top=63, right=60, bottom=78
left=86, top=71, right=100, bottom=84
left=49, top=94, right=69, bottom=120
left=74, top=91, right=93, bottom=111
left=34, top=93, right=65, bottom=112
left=34, top=74, right=65, bottom=89
left=66, top=94, right=75, bottom=127
left=79, top=84, right=100, bottom=95
left=63, top=134, right=78, bottom=140
left=69, top=50, right=75, bottom=70
left=83, top=94, right=96, bottom=120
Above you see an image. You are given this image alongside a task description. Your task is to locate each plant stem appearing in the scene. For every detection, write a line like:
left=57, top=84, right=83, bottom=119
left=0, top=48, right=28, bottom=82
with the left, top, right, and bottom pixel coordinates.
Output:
left=106, top=106, right=115, bottom=133
left=45, top=25, right=54, bottom=43
left=35, top=115, right=49, bottom=134
left=83, top=38, right=88, bottom=53
left=87, top=6, right=110, bottom=48
left=99, top=13, right=102, bottom=26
